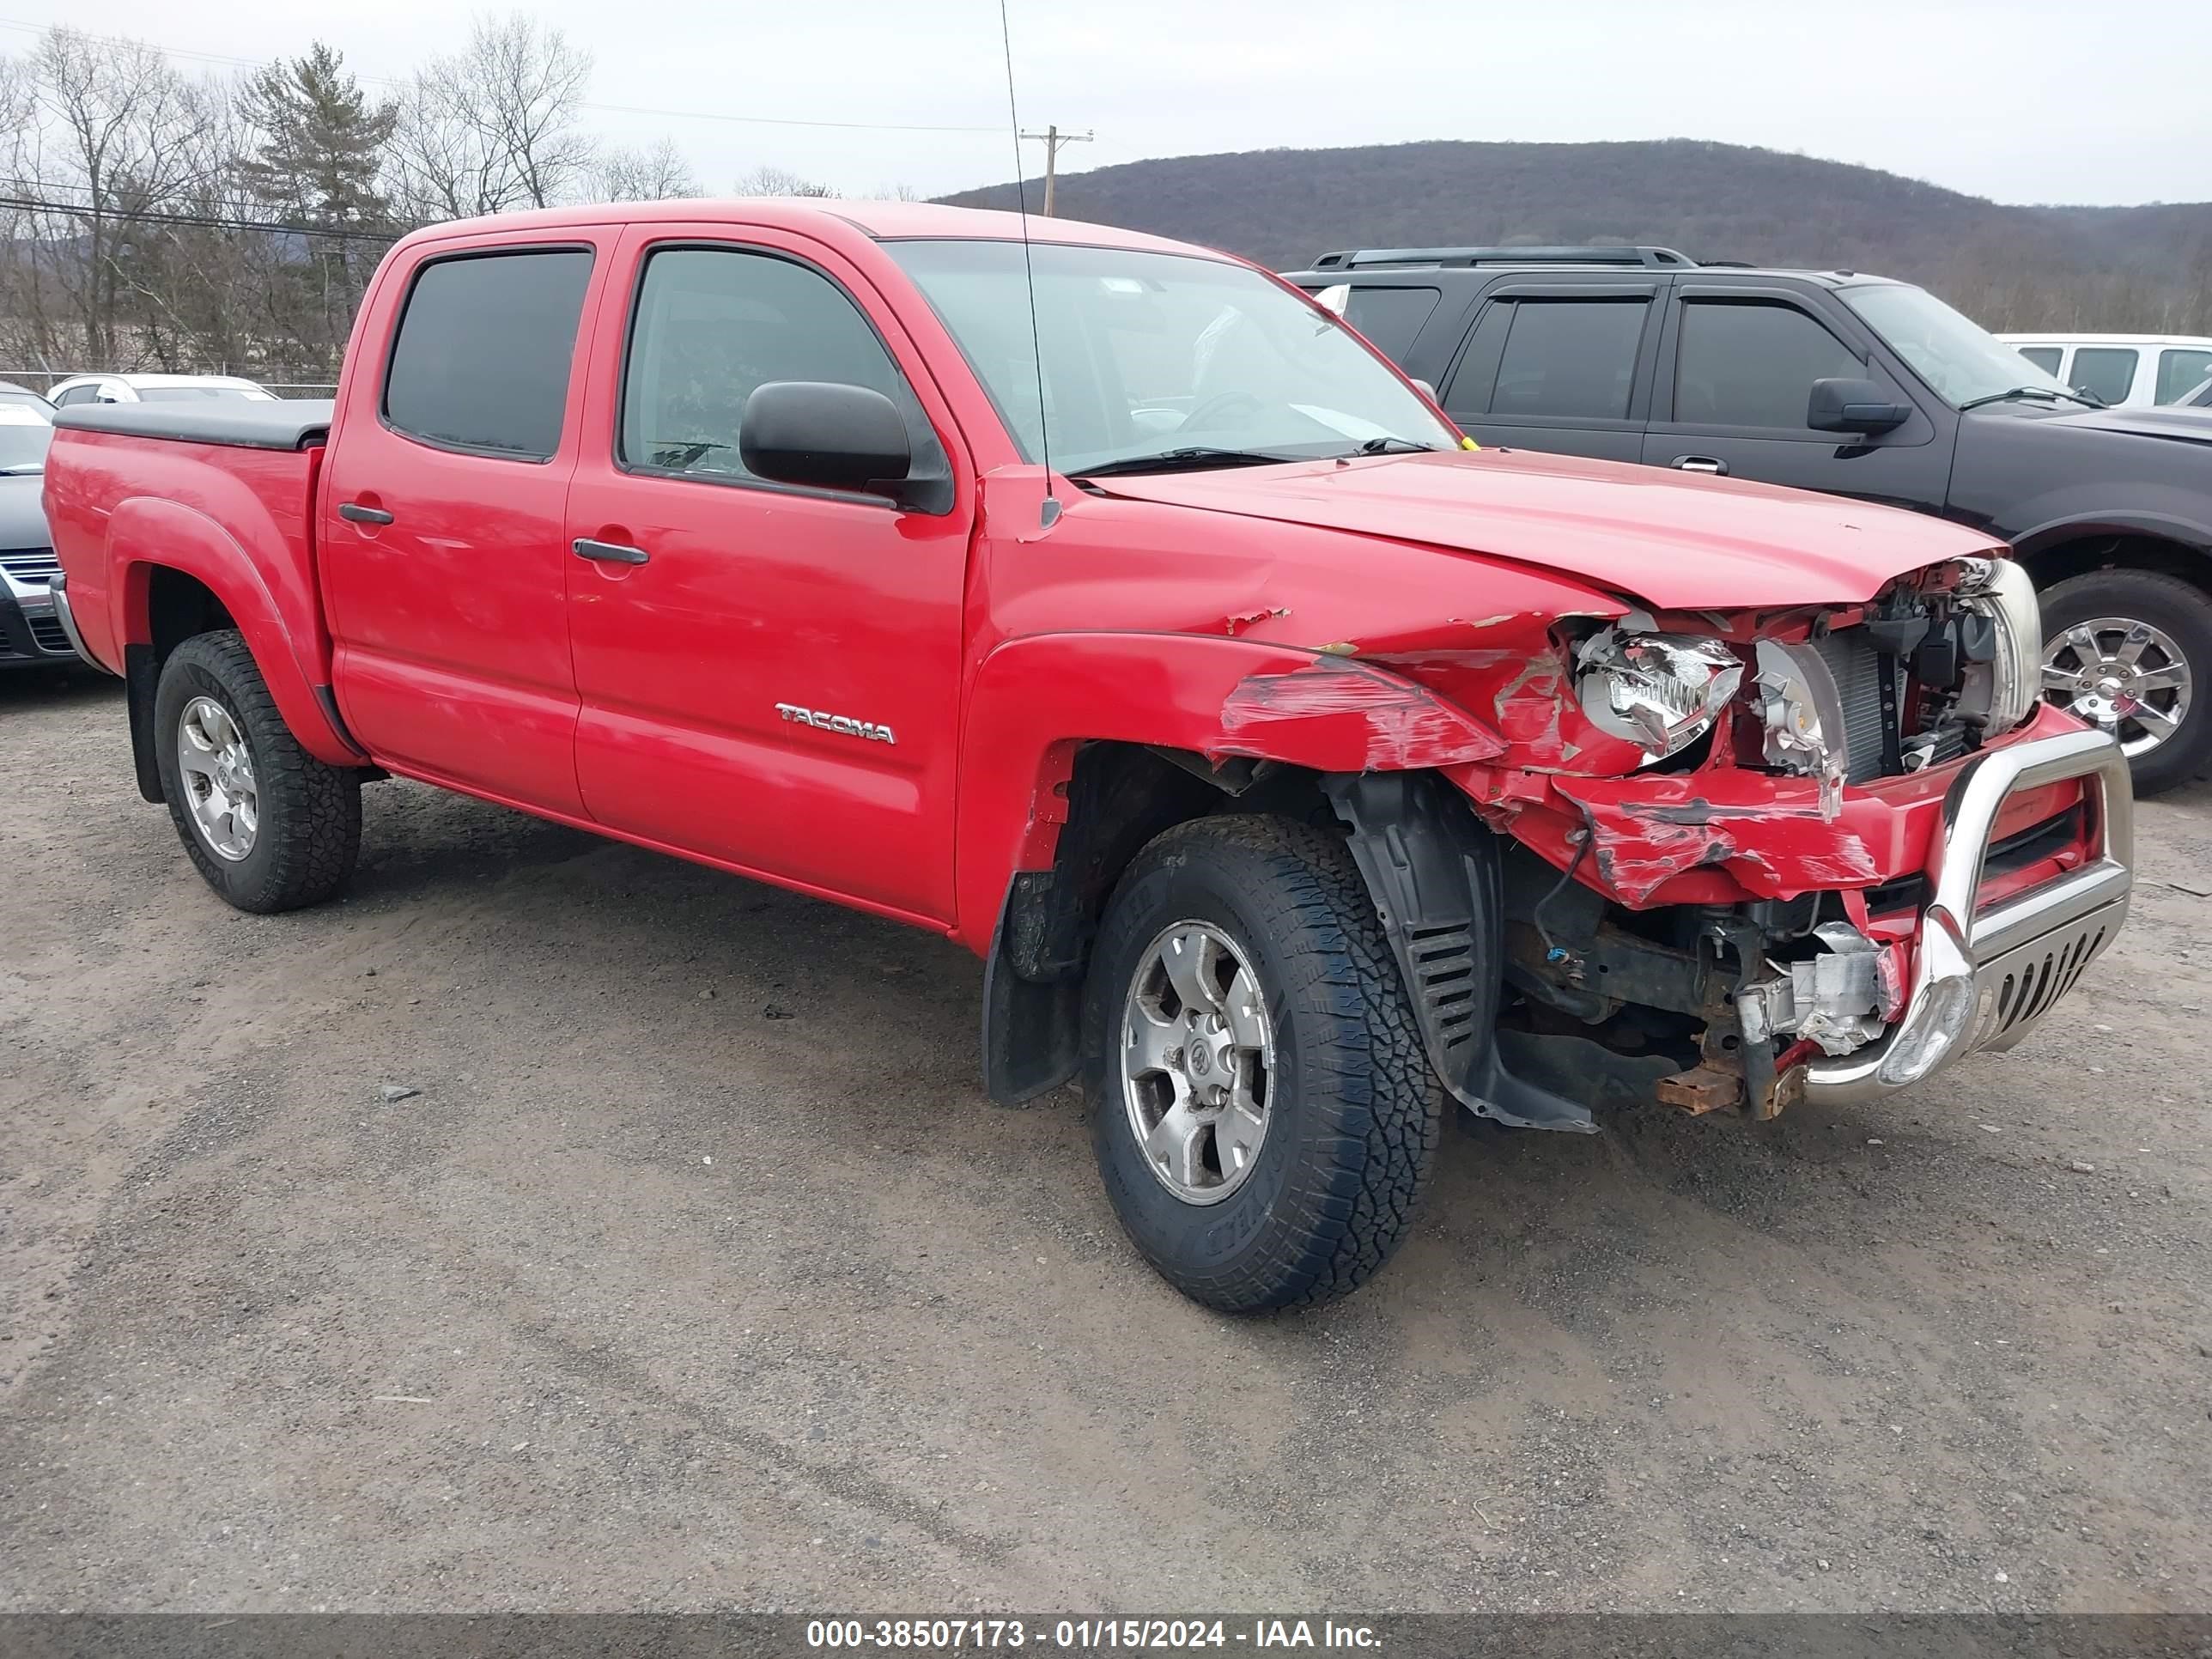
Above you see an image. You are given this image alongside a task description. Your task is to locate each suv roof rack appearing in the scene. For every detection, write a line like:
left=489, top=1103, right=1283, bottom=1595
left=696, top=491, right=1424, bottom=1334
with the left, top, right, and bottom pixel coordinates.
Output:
left=1309, top=245, right=1698, bottom=271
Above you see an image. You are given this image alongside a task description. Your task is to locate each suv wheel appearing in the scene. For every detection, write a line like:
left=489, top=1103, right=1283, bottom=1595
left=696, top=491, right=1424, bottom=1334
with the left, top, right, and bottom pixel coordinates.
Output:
left=2039, top=569, right=2212, bottom=796
left=1083, top=815, right=1444, bottom=1312
left=154, top=629, right=362, bottom=912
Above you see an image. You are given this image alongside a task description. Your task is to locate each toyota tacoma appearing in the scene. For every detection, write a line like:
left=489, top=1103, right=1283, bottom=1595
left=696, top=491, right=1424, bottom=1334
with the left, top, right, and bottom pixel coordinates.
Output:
left=45, top=203, right=2132, bottom=1311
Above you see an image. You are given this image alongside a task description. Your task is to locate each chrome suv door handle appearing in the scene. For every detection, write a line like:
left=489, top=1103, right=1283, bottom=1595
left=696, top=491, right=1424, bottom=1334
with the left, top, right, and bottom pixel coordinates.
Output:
left=572, top=538, right=650, bottom=566
left=337, top=501, right=395, bottom=525
left=1672, top=456, right=1729, bottom=476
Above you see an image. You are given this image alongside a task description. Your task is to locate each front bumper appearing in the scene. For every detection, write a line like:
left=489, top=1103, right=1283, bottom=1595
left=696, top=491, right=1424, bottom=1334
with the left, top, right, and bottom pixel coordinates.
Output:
left=1803, top=724, right=2131, bottom=1103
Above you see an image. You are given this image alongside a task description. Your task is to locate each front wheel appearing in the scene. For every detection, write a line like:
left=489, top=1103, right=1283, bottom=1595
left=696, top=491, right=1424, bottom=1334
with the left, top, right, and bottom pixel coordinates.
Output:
left=2039, top=568, right=2212, bottom=797
left=153, top=629, right=362, bottom=913
left=1083, top=815, right=1444, bottom=1313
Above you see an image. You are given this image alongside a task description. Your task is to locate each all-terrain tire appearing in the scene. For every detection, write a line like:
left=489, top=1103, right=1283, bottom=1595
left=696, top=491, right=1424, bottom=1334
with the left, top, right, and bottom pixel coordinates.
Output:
left=1082, top=813, right=1444, bottom=1313
left=153, top=629, right=362, bottom=913
left=2039, top=568, right=2212, bottom=797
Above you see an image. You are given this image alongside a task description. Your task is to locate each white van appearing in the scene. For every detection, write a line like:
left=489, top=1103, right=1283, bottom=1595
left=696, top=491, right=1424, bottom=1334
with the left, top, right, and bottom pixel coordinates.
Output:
left=1997, top=334, right=2212, bottom=408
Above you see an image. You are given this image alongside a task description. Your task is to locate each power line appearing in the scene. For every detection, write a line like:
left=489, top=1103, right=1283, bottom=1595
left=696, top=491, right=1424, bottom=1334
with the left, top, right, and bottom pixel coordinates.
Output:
left=0, top=191, right=403, bottom=242
left=0, top=15, right=1006, bottom=136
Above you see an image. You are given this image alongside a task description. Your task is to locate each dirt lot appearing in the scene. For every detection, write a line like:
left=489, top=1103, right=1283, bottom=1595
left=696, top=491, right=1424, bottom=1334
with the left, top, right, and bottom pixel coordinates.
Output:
left=3, top=672, right=2208, bottom=1614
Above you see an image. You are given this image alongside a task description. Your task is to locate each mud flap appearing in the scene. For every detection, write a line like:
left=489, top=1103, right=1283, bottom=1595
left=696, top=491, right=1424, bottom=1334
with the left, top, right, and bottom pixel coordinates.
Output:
left=1323, top=771, right=1603, bottom=1133
left=125, top=642, right=163, bottom=804
left=981, top=886, right=1082, bottom=1106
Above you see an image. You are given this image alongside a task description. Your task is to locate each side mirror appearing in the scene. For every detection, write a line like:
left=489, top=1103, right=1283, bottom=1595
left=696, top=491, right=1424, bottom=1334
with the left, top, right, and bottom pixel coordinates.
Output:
left=739, top=381, right=911, bottom=498
left=1808, top=377, right=1910, bottom=434
left=1411, top=378, right=1438, bottom=403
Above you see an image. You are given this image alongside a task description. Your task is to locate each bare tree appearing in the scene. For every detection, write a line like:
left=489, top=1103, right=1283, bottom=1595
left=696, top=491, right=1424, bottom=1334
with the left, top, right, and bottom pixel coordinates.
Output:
left=586, top=136, right=703, bottom=203
left=389, top=14, right=592, bottom=222
left=3, top=27, right=221, bottom=368
left=733, top=163, right=836, bottom=198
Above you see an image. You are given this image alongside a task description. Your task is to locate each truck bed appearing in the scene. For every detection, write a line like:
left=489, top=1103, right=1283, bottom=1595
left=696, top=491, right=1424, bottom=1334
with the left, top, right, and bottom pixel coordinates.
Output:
left=45, top=401, right=341, bottom=761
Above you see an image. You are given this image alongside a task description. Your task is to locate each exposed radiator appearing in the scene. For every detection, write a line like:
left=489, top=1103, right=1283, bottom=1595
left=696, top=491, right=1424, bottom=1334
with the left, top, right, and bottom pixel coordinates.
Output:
left=1811, top=628, right=1971, bottom=783
left=1812, top=629, right=1890, bottom=783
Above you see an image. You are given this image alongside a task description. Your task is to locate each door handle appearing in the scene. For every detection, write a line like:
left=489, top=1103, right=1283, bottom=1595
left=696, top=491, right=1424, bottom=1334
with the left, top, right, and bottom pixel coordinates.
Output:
left=572, top=538, right=650, bottom=566
left=338, top=501, right=395, bottom=525
left=1672, top=456, right=1729, bottom=476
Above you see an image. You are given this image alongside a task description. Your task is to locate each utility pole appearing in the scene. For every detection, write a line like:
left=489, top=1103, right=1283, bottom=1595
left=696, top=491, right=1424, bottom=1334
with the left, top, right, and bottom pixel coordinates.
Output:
left=1018, top=125, right=1092, bottom=217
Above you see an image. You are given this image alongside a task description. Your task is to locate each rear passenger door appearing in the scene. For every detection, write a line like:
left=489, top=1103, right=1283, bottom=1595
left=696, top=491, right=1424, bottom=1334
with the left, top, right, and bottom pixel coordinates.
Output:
left=1641, top=284, right=1950, bottom=511
left=1441, top=283, right=1663, bottom=462
left=322, top=234, right=614, bottom=815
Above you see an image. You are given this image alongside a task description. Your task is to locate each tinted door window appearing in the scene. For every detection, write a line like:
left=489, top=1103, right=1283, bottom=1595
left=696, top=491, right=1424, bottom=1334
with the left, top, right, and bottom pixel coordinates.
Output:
left=52, top=385, right=96, bottom=407
left=1340, top=286, right=1441, bottom=362
left=2069, top=347, right=2138, bottom=405
left=2155, top=348, right=2212, bottom=404
left=1674, top=301, right=1863, bottom=428
left=1487, top=300, right=1648, bottom=420
left=384, top=249, right=593, bottom=460
left=620, top=246, right=916, bottom=488
left=2016, top=345, right=2063, bottom=375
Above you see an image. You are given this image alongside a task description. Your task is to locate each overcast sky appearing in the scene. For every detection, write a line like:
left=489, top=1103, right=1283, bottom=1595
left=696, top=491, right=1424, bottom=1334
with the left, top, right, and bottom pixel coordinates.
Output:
left=7, top=0, right=2209, bottom=206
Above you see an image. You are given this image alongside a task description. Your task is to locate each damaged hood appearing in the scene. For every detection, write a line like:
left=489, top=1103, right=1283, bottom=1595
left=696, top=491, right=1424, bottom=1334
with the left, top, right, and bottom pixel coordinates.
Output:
left=1090, top=448, right=2000, bottom=611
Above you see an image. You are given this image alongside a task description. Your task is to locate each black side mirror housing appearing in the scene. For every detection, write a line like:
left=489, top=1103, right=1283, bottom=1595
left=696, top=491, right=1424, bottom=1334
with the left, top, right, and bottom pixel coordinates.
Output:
left=1808, top=377, right=1911, bottom=434
left=739, top=381, right=913, bottom=499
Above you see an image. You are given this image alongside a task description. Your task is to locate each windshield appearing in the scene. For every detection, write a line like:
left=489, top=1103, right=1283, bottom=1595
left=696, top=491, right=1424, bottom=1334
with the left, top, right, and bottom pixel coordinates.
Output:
left=887, top=240, right=1457, bottom=473
left=1841, top=283, right=2075, bottom=407
left=0, top=395, right=54, bottom=471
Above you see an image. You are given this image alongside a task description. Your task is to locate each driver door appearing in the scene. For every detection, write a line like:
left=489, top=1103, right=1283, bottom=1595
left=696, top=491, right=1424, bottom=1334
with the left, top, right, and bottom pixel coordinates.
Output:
left=562, top=223, right=975, bottom=924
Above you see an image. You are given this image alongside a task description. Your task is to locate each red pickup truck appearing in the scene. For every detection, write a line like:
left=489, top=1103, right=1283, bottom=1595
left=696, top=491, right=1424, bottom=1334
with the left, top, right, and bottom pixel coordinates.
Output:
left=45, top=201, right=2132, bottom=1311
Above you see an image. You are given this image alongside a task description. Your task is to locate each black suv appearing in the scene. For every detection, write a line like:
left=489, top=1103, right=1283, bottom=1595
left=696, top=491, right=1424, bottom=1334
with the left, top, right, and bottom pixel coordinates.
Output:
left=1282, top=246, right=2212, bottom=793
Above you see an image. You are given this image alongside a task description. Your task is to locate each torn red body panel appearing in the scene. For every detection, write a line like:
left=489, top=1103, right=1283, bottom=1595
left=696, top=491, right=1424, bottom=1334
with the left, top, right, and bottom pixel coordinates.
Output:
left=1216, top=655, right=1506, bottom=770
left=1453, top=700, right=2087, bottom=910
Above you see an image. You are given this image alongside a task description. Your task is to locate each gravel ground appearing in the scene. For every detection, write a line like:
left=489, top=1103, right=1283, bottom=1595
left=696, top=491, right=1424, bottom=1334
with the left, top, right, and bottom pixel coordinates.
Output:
left=3, top=672, right=2208, bottom=1613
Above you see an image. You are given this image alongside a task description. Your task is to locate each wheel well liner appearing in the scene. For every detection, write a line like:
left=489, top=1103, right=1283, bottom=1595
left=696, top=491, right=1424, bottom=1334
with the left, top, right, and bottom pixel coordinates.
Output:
left=1323, top=770, right=1652, bottom=1133
left=2016, top=528, right=2212, bottom=595
left=981, top=744, right=1224, bottom=1104
left=124, top=568, right=239, bottom=803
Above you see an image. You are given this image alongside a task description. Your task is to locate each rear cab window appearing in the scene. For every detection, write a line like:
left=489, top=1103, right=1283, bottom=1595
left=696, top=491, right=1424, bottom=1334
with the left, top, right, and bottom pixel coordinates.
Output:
left=383, top=248, right=595, bottom=460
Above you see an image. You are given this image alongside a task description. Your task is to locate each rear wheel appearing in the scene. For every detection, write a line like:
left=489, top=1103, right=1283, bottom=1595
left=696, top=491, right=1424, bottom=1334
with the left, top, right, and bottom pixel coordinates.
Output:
left=2039, top=569, right=2212, bottom=796
left=154, top=629, right=361, bottom=912
left=1083, top=815, right=1443, bottom=1312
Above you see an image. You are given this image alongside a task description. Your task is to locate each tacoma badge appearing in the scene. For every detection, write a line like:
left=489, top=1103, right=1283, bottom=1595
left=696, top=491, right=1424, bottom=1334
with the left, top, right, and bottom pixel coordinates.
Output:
left=775, top=702, right=896, bottom=744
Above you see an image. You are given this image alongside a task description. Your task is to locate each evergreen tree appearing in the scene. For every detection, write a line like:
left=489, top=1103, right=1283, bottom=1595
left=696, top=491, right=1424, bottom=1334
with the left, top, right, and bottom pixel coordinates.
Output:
left=231, top=42, right=397, bottom=377
left=235, top=42, right=395, bottom=231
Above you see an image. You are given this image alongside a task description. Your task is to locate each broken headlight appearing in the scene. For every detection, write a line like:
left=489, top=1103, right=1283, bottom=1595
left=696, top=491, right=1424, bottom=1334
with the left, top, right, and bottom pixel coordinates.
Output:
left=1753, top=639, right=1850, bottom=817
left=1951, top=556, right=2041, bottom=733
left=1572, top=623, right=1743, bottom=759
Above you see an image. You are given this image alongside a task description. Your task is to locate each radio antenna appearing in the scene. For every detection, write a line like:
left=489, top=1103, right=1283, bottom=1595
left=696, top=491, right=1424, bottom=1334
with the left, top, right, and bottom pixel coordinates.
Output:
left=996, top=0, right=1059, bottom=526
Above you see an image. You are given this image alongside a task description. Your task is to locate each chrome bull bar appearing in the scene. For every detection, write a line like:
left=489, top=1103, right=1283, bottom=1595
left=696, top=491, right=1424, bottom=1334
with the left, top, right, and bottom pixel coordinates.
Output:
left=1805, top=724, right=2132, bottom=1103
